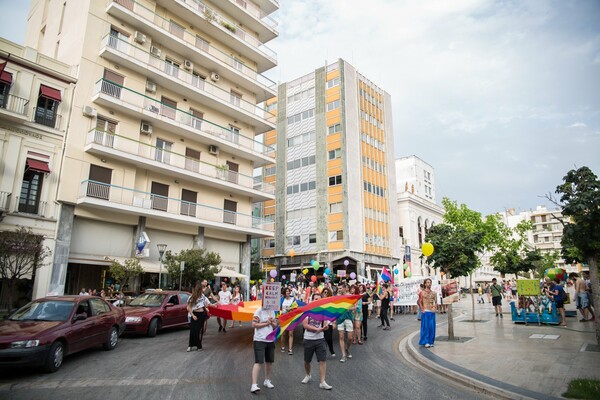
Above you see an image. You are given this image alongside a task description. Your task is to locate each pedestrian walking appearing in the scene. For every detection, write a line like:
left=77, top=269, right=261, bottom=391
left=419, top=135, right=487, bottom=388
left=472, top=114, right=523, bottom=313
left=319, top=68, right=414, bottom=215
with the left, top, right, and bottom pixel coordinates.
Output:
left=321, top=287, right=336, bottom=357
left=250, top=304, right=278, bottom=393
left=336, top=286, right=355, bottom=363
left=187, top=283, right=210, bottom=351
left=418, top=278, right=437, bottom=348
left=359, top=284, right=370, bottom=341
left=300, top=292, right=333, bottom=390
left=570, top=272, right=595, bottom=322
left=280, top=287, right=295, bottom=355
left=379, top=283, right=391, bottom=329
left=490, top=278, right=503, bottom=317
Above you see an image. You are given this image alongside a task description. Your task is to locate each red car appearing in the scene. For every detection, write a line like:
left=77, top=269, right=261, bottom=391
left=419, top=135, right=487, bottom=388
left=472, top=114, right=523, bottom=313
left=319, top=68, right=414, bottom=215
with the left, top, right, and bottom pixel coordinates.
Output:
left=123, top=290, right=191, bottom=337
left=0, top=295, right=126, bottom=372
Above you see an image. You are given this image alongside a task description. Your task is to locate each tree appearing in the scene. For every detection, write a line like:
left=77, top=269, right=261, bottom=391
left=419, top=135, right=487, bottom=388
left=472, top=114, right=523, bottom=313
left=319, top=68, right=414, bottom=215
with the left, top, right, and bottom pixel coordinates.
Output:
left=554, top=166, right=600, bottom=345
left=0, top=227, right=50, bottom=312
left=163, top=248, right=221, bottom=290
left=534, top=250, right=559, bottom=278
left=490, top=220, right=540, bottom=277
left=108, top=257, right=144, bottom=293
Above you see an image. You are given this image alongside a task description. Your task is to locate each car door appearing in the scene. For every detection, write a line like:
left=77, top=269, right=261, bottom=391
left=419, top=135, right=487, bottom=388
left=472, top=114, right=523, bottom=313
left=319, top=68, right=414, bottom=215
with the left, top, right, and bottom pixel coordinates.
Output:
left=162, top=294, right=183, bottom=327
left=68, top=300, right=97, bottom=353
left=89, top=298, right=114, bottom=345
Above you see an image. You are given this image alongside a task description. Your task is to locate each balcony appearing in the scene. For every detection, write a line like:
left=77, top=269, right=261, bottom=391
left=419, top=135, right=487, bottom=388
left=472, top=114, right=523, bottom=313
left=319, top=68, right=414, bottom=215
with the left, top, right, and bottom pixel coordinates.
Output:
left=34, top=107, right=62, bottom=130
left=84, top=128, right=275, bottom=201
left=78, top=180, right=274, bottom=237
left=92, top=79, right=275, bottom=167
left=0, top=93, right=30, bottom=123
left=99, top=35, right=276, bottom=124
left=108, top=0, right=276, bottom=73
left=168, top=0, right=278, bottom=42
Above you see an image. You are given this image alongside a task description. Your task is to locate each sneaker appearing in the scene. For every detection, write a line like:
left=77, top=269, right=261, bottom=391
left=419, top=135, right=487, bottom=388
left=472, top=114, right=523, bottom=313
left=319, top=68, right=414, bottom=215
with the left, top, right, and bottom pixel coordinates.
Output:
left=219, top=326, right=223, bottom=332
left=340, top=356, right=347, bottom=363
left=301, top=374, right=312, bottom=384
left=223, top=328, right=227, bottom=333
left=430, top=344, right=435, bottom=347
left=500, top=314, right=503, bottom=318
left=187, top=346, right=193, bottom=352
left=263, top=379, right=274, bottom=389
left=331, top=353, right=336, bottom=357
left=347, top=353, right=352, bottom=359
left=281, top=347, right=286, bottom=352
left=319, top=382, right=333, bottom=390
left=250, top=384, right=260, bottom=393
left=288, top=350, right=293, bottom=355
left=495, top=313, right=498, bottom=317
left=425, top=344, right=431, bottom=348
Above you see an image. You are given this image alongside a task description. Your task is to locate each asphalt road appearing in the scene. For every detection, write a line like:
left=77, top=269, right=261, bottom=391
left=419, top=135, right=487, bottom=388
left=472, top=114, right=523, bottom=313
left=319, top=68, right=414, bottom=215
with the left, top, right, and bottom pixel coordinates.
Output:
left=0, top=312, right=491, bottom=400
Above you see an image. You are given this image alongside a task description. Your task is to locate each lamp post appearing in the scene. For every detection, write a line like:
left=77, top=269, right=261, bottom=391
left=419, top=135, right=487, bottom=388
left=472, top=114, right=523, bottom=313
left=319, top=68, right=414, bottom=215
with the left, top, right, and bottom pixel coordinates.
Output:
left=157, top=243, right=167, bottom=289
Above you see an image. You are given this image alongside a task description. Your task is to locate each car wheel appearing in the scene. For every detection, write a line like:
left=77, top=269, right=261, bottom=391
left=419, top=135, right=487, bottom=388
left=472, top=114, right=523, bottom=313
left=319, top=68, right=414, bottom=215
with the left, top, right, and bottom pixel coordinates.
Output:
left=44, top=341, right=64, bottom=373
left=103, top=326, right=119, bottom=350
left=147, top=318, right=159, bottom=337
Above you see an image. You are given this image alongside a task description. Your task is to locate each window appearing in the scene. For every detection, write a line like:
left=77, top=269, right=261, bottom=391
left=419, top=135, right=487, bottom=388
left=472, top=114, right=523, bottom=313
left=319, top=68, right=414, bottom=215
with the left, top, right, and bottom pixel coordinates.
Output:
left=329, top=202, right=342, bottom=213
left=165, top=59, right=180, bottom=78
left=108, top=27, right=128, bottom=50
left=264, top=166, right=276, bottom=176
left=328, top=148, right=341, bottom=160
left=265, top=102, right=277, bottom=112
left=328, top=123, right=341, bottom=135
left=329, top=230, right=343, bottom=241
left=286, top=236, right=300, bottom=246
left=169, top=20, right=185, bottom=39
left=232, top=57, right=244, bottom=71
left=195, top=35, right=209, bottom=52
left=102, top=69, right=124, bottom=98
left=326, top=77, right=340, bottom=88
left=87, top=164, right=112, bottom=200
left=230, top=90, right=242, bottom=107
left=185, top=147, right=200, bottom=172
left=399, top=226, right=404, bottom=237
left=229, top=125, right=240, bottom=144
left=0, top=65, right=11, bottom=109
left=90, top=298, right=110, bottom=315
left=35, top=85, right=62, bottom=128
left=151, top=181, right=169, bottom=211
left=309, top=234, right=317, bottom=244
left=224, top=199, right=237, bottom=224
left=192, top=72, right=205, bottom=90
left=155, top=138, right=173, bottom=164
left=190, top=108, right=203, bottom=130
left=264, top=239, right=275, bottom=248
left=94, top=116, right=117, bottom=147
left=328, top=175, right=342, bottom=186
left=181, top=189, right=197, bottom=217
left=326, top=100, right=340, bottom=111
left=287, top=109, right=314, bottom=124
left=19, top=168, right=44, bottom=214
left=161, top=96, right=177, bottom=119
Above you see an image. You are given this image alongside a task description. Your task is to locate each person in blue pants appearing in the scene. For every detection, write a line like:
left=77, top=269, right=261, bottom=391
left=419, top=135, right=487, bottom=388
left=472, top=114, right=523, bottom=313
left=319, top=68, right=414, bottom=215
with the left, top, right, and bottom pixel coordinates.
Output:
left=418, top=278, right=437, bottom=348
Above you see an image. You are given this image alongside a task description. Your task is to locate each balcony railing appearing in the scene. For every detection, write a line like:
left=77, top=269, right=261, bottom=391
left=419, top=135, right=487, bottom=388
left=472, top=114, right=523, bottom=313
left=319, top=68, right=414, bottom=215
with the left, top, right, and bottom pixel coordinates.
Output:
left=110, top=0, right=276, bottom=64
left=94, top=79, right=275, bottom=156
left=0, top=94, right=29, bottom=116
left=16, top=196, right=47, bottom=217
left=34, top=107, right=62, bottom=129
left=224, top=0, right=278, bottom=30
left=79, top=180, right=275, bottom=231
left=0, top=191, right=11, bottom=211
left=86, top=128, right=275, bottom=196
left=102, top=35, right=277, bottom=119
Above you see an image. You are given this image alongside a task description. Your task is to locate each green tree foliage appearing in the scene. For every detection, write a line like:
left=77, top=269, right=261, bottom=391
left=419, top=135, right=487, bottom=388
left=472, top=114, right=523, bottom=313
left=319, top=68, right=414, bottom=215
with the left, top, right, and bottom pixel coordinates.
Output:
left=554, top=166, right=600, bottom=345
left=108, top=257, right=144, bottom=292
left=163, top=248, right=221, bottom=290
left=0, top=227, right=50, bottom=311
left=534, top=250, right=560, bottom=278
left=490, top=220, right=540, bottom=276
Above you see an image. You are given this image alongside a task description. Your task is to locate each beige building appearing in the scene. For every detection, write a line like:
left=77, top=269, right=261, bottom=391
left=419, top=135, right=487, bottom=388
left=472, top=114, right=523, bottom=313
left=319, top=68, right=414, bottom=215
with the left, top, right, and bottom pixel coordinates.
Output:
left=0, top=38, right=77, bottom=304
left=259, top=60, right=401, bottom=281
left=25, top=0, right=278, bottom=296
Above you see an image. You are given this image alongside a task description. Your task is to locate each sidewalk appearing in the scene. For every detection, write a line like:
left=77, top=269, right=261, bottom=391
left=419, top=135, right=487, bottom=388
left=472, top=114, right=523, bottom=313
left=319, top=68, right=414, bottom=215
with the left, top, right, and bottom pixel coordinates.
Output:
left=403, top=299, right=600, bottom=399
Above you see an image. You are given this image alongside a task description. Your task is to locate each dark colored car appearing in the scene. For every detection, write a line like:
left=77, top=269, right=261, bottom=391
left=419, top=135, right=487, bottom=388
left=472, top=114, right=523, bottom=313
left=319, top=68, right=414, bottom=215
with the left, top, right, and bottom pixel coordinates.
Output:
left=123, top=290, right=191, bottom=337
left=0, top=295, right=126, bottom=372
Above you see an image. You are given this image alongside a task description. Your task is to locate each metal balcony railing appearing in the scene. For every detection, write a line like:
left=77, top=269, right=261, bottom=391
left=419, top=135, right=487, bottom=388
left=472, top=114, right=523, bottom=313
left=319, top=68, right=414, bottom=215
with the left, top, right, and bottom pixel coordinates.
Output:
left=34, top=107, right=62, bottom=129
left=102, top=35, right=277, bottom=119
left=0, top=93, right=29, bottom=116
left=86, top=128, right=275, bottom=195
left=0, top=191, right=11, bottom=211
left=111, top=0, right=276, bottom=63
left=16, top=196, right=47, bottom=217
left=79, top=180, right=275, bottom=231
left=94, top=79, right=275, bottom=156
left=225, top=0, right=278, bottom=31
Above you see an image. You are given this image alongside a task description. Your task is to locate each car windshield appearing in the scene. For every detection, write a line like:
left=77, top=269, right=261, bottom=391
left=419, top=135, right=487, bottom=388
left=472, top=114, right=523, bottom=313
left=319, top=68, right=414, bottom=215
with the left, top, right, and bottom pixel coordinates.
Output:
left=129, top=293, right=166, bottom=307
left=9, top=300, right=74, bottom=322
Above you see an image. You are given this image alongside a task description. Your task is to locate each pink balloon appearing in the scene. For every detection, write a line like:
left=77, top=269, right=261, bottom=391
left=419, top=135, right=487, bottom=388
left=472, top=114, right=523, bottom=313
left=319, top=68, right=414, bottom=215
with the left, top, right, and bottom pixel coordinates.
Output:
left=311, top=275, right=317, bottom=282
left=270, top=270, right=277, bottom=278
left=282, top=275, right=286, bottom=280
left=350, top=272, right=356, bottom=279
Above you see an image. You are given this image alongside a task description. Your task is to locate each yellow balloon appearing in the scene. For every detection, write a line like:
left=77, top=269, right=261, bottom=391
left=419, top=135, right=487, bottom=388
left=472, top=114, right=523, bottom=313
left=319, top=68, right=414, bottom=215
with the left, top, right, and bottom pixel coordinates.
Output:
left=289, top=249, right=296, bottom=258
left=422, top=242, right=434, bottom=257
left=302, top=268, right=309, bottom=275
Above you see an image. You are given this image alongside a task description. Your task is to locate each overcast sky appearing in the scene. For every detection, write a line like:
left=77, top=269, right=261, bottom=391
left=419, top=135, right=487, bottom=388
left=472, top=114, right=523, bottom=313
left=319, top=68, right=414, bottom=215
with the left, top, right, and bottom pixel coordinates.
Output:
left=2, top=0, right=599, bottom=215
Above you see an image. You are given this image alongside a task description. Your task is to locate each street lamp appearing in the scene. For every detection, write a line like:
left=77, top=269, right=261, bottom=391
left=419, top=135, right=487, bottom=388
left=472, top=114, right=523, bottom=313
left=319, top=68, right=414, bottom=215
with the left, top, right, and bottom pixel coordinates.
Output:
left=157, top=243, right=167, bottom=289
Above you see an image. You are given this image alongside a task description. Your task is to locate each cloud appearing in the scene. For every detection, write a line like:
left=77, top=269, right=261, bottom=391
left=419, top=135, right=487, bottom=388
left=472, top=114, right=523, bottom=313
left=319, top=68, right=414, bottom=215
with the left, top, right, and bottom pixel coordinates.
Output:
left=569, top=122, right=587, bottom=128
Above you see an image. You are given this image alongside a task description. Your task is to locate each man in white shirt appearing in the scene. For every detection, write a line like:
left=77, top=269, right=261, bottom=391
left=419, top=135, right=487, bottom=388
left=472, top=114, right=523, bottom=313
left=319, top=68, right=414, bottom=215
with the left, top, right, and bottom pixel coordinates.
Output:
left=218, top=282, right=233, bottom=333
left=301, top=292, right=333, bottom=390
left=250, top=305, right=277, bottom=393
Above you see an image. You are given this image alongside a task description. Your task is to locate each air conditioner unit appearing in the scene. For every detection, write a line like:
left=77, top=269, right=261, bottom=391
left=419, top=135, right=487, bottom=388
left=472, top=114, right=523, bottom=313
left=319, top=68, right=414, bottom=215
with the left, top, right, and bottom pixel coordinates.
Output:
left=150, top=45, right=161, bottom=57
left=147, top=105, right=160, bottom=113
left=208, top=145, right=219, bottom=155
left=145, top=80, right=156, bottom=93
left=82, top=105, right=97, bottom=118
left=184, top=59, right=193, bottom=71
left=210, top=72, right=220, bottom=82
left=134, top=31, right=146, bottom=44
left=140, top=123, right=153, bottom=135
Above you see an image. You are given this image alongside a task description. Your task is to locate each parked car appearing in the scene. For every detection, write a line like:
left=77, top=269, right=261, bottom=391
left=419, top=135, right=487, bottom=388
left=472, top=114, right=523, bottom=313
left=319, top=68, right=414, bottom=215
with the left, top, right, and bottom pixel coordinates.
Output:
left=0, top=295, right=126, bottom=372
left=123, top=290, right=191, bottom=337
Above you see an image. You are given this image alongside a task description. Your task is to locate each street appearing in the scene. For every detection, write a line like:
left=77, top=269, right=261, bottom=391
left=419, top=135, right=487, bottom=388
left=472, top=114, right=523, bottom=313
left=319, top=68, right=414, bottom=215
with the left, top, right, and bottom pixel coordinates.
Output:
left=0, top=312, right=491, bottom=399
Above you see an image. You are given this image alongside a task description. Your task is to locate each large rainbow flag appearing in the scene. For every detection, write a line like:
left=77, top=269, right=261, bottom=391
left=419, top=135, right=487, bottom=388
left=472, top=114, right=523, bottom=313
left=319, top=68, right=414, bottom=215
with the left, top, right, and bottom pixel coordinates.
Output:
left=266, top=295, right=361, bottom=341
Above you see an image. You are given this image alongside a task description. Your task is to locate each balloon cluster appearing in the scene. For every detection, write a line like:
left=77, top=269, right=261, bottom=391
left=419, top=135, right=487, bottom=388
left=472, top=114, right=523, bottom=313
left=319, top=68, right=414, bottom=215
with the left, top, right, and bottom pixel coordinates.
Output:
left=310, top=260, right=320, bottom=270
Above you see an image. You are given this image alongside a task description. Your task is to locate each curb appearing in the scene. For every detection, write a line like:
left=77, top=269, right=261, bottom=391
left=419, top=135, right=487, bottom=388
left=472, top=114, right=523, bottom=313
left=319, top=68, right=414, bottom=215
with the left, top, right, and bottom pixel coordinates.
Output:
left=399, top=320, right=564, bottom=400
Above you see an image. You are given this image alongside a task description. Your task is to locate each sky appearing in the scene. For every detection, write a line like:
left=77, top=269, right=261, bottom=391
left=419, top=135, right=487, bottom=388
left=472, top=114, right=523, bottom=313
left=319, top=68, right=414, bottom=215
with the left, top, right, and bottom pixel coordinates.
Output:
left=1, top=0, right=599, bottom=216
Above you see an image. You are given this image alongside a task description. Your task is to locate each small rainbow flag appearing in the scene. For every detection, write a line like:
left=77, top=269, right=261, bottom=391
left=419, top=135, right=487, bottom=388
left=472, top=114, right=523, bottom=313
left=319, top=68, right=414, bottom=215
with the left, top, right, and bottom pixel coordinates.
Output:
left=266, top=295, right=361, bottom=341
left=376, top=272, right=383, bottom=296
left=381, top=266, right=393, bottom=283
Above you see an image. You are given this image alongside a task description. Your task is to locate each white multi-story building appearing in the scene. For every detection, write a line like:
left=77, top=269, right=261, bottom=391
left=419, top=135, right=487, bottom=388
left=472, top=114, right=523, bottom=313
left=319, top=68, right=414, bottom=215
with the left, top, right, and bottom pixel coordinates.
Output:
left=0, top=38, right=77, bottom=305
left=24, top=0, right=278, bottom=296
left=395, top=156, right=443, bottom=279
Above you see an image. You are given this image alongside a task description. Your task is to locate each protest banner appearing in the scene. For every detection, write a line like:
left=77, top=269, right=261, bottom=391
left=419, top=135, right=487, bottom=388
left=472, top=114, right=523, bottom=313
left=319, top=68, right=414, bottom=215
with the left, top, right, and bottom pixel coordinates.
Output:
left=394, top=277, right=425, bottom=305
left=517, top=279, right=540, bottom=296
left=441, top=280, right=459, bottom=304
left=262, top=282, right=281, bottom=311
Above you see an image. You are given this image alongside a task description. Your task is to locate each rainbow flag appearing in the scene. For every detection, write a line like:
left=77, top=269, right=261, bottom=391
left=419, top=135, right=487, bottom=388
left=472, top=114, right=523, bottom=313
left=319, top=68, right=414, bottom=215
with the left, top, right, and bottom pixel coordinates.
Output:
left=376, top=272, right=383, bottom=296
left=381, top=266, right=393, bottom=283
left=266, top=295, right=361, bottom=341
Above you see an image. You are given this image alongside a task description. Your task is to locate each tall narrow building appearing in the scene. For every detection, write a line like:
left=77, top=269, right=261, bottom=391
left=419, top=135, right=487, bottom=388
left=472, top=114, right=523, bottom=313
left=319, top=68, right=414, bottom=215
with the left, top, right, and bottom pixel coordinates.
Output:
left=25, top=0, right=278, bottom=296
left=261, top=60, right=400, bottom=281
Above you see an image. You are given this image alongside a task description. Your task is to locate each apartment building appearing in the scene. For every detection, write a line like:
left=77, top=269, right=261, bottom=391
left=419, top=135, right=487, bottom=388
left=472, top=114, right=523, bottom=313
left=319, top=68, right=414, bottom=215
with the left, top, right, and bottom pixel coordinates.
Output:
left=25, top=0, right=278, bottom=296
left=259, top=59, right=401, bottom=281
left=528, top=206, right=567, bottom=270
left=395, top=156, right=443, bottom=278
left=0, top=38, right=76, bottom=303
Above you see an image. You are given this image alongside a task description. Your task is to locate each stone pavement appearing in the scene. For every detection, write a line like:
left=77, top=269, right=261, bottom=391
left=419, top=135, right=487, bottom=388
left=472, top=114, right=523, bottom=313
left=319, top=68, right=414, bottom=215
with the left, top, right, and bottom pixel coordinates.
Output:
left=402, top=298, right=600, bottom=399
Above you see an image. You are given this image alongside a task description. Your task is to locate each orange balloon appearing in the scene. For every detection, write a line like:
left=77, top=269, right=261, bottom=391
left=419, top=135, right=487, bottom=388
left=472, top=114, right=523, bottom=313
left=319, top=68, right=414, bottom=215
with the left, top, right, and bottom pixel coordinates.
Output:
left=289, top=249, right=296, bottom=258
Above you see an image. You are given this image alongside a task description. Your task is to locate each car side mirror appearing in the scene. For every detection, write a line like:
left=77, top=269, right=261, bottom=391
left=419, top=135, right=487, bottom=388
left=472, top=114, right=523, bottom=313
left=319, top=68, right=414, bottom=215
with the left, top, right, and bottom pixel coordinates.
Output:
left=73, top=314, right=87, bottom=322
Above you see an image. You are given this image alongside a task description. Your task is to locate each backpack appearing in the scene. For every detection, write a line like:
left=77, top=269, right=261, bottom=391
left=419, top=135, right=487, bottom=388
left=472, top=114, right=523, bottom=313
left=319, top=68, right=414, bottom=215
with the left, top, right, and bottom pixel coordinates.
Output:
left=560, top=287, right=568, bottom=302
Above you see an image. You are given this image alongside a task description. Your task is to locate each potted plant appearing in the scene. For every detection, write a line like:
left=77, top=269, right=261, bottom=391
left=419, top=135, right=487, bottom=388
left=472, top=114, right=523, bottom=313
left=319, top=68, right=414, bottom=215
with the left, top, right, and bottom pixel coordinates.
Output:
left=220, top=21, right=236, bottom=33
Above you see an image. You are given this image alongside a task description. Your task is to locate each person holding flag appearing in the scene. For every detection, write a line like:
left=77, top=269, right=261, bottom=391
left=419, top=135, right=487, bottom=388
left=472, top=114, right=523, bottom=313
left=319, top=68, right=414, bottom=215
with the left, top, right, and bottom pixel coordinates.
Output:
left=250, top=297, right=278, bottom=393
left=280, top=287, right=296, bottom=355
left=300, top=291, right=333, bottom=390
